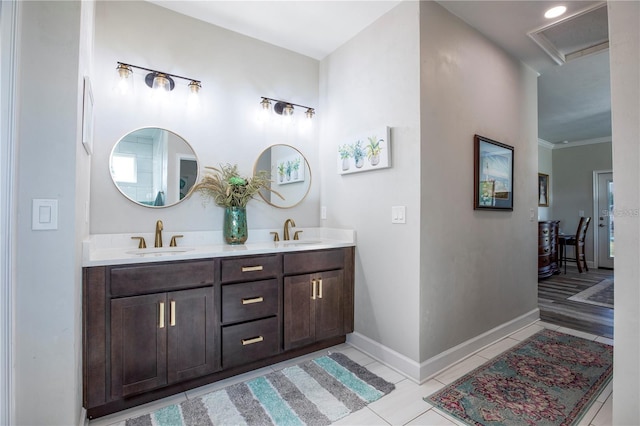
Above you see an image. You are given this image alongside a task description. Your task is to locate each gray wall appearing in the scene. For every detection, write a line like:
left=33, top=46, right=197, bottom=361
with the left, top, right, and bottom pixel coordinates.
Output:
left=419, top=1, right=538, bottom=363
left=14, top=1, right=93, bottom=424
left=551, top=142, right=612, bottom=261
left=609, top=1, right=640, bottom=422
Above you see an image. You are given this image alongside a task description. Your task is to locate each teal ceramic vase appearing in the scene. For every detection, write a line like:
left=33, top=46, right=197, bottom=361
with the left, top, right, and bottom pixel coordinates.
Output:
left=224, top=206, right=248, bottom=244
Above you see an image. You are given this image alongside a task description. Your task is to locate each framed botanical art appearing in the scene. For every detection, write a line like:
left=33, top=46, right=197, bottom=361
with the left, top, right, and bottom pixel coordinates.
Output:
left=538, top=173, right=549, bottom=207
left=474, top=134, right=514, bottom=210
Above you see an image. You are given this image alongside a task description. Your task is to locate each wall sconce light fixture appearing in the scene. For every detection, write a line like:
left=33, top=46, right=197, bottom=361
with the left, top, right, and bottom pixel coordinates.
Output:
left=259, top=97, right=315, bottom=123
left=116, top=61, right=202, bottom=96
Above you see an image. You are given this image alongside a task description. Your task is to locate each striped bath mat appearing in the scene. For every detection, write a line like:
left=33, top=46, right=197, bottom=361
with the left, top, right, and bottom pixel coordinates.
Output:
left=119, top=352, right=395, bottom=425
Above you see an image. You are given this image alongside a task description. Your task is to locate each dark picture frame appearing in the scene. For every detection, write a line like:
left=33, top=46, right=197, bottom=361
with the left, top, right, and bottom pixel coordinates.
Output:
left=474, top=134, right=514, bottom=210
left=538, top=173, right=549, bottom=207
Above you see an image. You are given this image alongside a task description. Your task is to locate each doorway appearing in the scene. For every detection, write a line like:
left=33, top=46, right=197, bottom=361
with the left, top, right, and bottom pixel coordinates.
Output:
left=594, top=171, right=614, bottom=269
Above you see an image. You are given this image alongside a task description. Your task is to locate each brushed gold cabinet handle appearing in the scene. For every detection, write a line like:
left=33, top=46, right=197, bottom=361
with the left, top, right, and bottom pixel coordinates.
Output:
left=312, top=279, right=317, bottom=300
left=159, top=302, right=165, bottom=329
left=170, top=301, right=176, bottom=326
left=318, top=279, right=323, bottom=299
left=242, top=336, right=264, bottom=346
left=242, top=296, right=264, bottom=305
left=242, top=265, right=264, bottom=272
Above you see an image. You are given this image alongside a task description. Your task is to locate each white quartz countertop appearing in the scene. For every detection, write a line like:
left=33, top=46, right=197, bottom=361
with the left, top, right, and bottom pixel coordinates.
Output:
left=83, top=228, right=356, bottom=267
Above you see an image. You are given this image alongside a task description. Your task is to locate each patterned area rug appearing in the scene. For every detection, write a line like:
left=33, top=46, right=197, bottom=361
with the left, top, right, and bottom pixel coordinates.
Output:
left=568, top=278, right=614, bottom=309
left=119, top=352, right=394, bottom=426
left=425, top=329, right=613, bottom=426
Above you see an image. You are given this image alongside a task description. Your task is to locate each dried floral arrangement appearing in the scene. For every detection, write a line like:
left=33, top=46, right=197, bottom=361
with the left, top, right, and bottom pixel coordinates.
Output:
left=193, top=163, right=282, bottom=208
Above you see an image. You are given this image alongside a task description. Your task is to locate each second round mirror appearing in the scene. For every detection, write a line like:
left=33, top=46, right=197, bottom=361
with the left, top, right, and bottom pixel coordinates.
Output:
left=254, top=145, right=311, bottom=208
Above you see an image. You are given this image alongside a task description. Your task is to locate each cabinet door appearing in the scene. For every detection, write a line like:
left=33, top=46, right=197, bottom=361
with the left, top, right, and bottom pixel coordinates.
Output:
left=167, top=287, right=219, bottom=383
left=284, top=273, right=315, bottom=350
left=314, top=270, right=344, bottom=341
left=111, top=293, right=167, bottom=398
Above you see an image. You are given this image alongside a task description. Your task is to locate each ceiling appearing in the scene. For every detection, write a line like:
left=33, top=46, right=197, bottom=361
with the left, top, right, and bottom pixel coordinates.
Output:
left=149, top=0, right=612, bottom=146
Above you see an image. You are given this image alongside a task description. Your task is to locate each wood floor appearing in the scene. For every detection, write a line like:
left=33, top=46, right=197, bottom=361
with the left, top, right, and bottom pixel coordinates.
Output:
left=538, top=265, right=614, bottom=339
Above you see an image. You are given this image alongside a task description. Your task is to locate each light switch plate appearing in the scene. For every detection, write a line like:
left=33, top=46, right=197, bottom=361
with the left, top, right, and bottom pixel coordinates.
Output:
left=321, top=206, right=327, bottom=220
left=32, top=199, right=58, bottom=230
left=392, top=206, right=406, bottom=224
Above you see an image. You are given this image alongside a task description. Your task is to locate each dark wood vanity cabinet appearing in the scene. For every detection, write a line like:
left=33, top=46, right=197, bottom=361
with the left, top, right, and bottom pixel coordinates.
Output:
left=538, top=220, right=560, bottom=278
left=83, top=247, right=354, bottom=419
left=110, top=286, right=217, bottom=398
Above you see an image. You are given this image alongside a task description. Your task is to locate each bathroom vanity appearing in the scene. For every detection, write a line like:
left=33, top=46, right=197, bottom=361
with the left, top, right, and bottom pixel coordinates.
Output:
left=82, top=230, right=355, bottom=418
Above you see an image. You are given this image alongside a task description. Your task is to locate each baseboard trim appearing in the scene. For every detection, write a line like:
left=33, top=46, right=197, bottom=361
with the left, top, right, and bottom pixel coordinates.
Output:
left=347, top=308, right=540, bottom=384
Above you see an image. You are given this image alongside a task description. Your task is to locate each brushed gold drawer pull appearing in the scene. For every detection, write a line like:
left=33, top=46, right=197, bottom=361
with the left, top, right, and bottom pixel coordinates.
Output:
left=242, top=296, right=264, bottom=305
left=318, top=279, right=323, bottom=299
left=159, top=302, right=165, bottom=329
left=312, top=279, right=317, bottom=300
left=242, top=265, right=264, bottom=272
left=170, top=301, right=176, bottom=326
left=242, top=336, right=264, bottom=346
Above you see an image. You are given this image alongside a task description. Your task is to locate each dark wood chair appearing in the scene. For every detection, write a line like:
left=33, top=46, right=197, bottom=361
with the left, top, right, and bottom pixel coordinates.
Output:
left=561, top=216, right=592, bottom=274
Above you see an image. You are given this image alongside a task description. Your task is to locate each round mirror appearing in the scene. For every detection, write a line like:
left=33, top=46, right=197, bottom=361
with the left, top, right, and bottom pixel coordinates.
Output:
left=109, top=127, right=199, bottom=208
left=254, top=144, right=312, bottom=208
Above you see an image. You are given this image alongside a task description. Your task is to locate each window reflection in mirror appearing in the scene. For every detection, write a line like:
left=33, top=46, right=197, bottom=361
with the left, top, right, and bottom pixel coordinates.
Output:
left=109, top=127, right=199, bottom=208
left=254, top=144, right=311, bottom=208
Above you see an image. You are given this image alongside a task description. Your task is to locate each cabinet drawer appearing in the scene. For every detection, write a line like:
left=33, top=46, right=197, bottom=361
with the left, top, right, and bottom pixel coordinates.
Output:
left=222, top=279, right=278, bottom=324
left=283, top=249, right=344, bottom=275
left=538, top=245, right=553, bottom=255
left=222, top=317, right=279, bottom=368
left=538, top=255, right=552, bottom=267
left=220, top=255, right=280, bottom=283
left=110, top=260, right=215, bottom=297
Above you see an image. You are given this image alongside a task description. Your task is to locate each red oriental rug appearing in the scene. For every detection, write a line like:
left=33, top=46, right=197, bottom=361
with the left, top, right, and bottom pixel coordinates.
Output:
left=424, top=329, right=613, bottom=426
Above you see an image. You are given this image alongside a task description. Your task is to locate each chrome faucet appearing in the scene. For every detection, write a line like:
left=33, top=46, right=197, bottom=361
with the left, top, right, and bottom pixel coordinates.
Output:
left=283, top=218, right=296, bottom=240
left=155, top=220, right=163, bottom=247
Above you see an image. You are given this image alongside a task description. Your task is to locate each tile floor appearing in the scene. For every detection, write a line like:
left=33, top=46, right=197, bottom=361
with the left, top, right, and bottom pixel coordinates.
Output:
left=90, top=320, right=613, bottom=426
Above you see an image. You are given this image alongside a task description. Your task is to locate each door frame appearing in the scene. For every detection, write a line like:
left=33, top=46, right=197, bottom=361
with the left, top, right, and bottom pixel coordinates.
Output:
left=592, top=169, right=613, bottom=268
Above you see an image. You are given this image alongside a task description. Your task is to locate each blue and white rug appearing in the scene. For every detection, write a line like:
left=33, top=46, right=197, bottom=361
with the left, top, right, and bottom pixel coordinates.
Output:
left=119, top=352, right=395, bottom=426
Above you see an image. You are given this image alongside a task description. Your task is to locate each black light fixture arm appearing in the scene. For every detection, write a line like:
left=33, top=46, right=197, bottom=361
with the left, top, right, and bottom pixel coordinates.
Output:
left=261, top=96, right=313, bottom=111
left=117, top=61, right=202, bottom=86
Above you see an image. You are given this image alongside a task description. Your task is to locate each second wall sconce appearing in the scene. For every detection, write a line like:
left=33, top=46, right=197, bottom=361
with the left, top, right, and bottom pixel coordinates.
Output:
left=259, top=97, right=315, bottom=123
left=116, top=62, right=202, bottom=97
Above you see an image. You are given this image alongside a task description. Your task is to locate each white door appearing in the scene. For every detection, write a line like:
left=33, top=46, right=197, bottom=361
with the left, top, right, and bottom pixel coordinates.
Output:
left=596, top=172, right=614, bottom=268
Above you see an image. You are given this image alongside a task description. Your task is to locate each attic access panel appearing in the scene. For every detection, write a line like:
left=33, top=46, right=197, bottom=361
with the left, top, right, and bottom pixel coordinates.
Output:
left=528, top=3, right=608, bottom=65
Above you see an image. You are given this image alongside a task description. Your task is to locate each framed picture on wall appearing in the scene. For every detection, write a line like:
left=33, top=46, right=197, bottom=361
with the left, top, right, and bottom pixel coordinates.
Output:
left=474, top=134, right=514, bottom=210
left=538, top=173, right=549, bottom=207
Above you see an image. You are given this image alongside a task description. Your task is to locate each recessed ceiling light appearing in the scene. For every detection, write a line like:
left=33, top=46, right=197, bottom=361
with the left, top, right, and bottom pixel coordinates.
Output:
left=545, top=5, right=567, bottom=19
left=563, top=140, right=569, bottom=144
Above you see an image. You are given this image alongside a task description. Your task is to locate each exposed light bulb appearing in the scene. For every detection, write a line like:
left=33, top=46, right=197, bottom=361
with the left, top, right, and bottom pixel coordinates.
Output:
left=282, top=104, right=294, bottom=125
left=187, top=81, right=201, bottom=110
left=152, top=74, right=171, bottom=92
left=114, top=63, right=133, bottom=95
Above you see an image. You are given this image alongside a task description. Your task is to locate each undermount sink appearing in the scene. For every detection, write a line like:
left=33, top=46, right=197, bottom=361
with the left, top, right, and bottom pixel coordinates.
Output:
left=125, top=247, right=195, bottom=256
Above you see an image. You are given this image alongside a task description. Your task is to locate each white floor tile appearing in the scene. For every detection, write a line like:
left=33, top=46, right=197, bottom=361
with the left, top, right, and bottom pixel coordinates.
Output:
left=509, top=323, right=545, bottom=341
left=270, top=348, right=334, bottom=371
left=89, top=392, right=187, bottom=426
left=334, top=346, right=376, bottom=366
left=365, top=361, right=407, bottom=384
left=433, top=355, right=486, bottom=385
left=577, top=401, right=603, bottom=426
left=420, top=379, right=448, bottom=400
left=595, top=336, right=614, bottom=346
left=333, top=407, right=389, bottom=425
left=590, top=392, right=613, bottom=426
left=184, top=366, right=273, bottom=399
left=536, top=320, right=562, bottom=330
left=596, top=381, right=613, bottom=403
left=367, top=380, right=433, bottom=425
left=476, top=337, right=520, bottom=360
left=405, top=409, right=460, bottom=426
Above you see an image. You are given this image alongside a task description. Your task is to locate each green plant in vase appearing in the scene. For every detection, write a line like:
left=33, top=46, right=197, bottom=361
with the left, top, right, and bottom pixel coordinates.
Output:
left=193, top=164, right=281, bottom=244
left=277, top=162, right=286, bottom=183
left=366, top=136, right=383, bottom=166
left=352, top=140, right=365, bottom=169
left=291, top=157, right=301, bottom=180
left=338, top=144, right=352, bottom=171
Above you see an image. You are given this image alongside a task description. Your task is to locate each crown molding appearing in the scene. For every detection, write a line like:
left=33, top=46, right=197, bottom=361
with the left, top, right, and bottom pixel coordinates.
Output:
left=538, top=138, right=555, bottom=149
left=553, top=136, right=612, bottom=149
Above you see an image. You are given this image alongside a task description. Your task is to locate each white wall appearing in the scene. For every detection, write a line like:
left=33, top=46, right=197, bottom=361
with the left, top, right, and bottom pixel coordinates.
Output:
left=419, top=1, right=539, bottom=364
left=319, top=1, right=422, bottom=362
left=538, top=143, right=553, bottom=220
left=92, top=1, right=320, bottom=237
left=551, top=141, right=612, bottom=259
left=14, top=1, right=92, bottom=424
left=609, top=1, right=640, bottom=423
